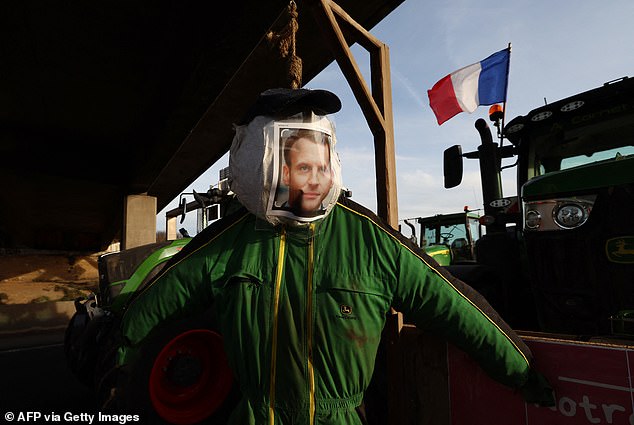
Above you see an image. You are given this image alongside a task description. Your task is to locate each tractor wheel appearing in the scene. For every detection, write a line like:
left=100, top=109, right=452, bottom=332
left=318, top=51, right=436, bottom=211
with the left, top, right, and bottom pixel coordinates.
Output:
left=64, top=309, right=89, bottom=379
left=64, top=301, right=108, bottom=387
left=93, top=320, right=122, bottom=403
left=102, top=317, right=238, bottom=425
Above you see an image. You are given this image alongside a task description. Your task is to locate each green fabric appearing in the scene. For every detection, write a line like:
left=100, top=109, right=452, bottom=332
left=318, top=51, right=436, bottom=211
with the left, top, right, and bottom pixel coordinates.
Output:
left=119, top=199, right=536, bottom=424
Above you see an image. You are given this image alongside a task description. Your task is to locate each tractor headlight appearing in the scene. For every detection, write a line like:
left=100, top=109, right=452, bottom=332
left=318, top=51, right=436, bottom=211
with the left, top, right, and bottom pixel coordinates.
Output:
left=525, top=210, right=542, bottom=229
left=554, top=203, right=589, bottom=229
left=523, top=196, right=595, bottom=231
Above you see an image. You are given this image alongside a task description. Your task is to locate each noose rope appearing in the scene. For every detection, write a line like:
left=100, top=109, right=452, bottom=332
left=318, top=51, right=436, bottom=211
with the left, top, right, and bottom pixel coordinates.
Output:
left=267, top=1, right=303, bottom=89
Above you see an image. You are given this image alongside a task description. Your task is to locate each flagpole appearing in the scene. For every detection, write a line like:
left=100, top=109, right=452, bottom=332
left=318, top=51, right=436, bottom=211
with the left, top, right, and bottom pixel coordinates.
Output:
left=501, top=42, right=512, bottom=143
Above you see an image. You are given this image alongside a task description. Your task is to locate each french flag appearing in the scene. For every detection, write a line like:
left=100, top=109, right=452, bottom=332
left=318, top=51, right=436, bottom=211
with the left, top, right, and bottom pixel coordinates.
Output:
left=428, top=48, right=510, bottom=125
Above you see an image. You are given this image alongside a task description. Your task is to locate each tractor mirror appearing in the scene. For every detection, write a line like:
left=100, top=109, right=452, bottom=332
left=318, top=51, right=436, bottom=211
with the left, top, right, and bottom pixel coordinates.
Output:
left=444, top=145, right=464, bottom=188
left=179, top=197, right=187, bottom=224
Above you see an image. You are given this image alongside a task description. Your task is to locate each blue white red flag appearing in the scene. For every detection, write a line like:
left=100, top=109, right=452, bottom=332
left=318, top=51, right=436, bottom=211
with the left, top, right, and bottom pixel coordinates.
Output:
left=427, top=48, right=510, bottom=125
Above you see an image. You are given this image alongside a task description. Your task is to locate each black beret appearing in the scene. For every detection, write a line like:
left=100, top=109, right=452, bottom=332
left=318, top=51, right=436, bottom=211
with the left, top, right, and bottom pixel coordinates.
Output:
left=239, top=87, right=341, bottom=124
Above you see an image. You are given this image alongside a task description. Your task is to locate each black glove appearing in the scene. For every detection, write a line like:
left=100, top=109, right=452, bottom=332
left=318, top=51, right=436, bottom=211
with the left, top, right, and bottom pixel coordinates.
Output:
left=520, top=368, right=555, bottom=407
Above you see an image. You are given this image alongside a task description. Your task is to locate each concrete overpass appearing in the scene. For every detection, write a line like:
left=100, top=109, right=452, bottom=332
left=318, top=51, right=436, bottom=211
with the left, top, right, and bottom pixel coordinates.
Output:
left=1, top=0, right=404, bottom=251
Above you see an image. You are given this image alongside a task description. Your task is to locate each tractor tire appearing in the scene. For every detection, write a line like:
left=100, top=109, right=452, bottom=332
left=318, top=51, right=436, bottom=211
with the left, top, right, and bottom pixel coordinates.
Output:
left=101, top=315, right=239, bottom=425
left=64, top=299, right=108, bottom=387
left=93, top=318, right=122, bottom=402
left=64, top=308, right=89, bottom=382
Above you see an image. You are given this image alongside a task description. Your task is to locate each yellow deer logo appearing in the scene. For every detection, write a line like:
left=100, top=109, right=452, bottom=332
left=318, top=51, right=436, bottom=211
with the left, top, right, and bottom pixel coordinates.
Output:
left=340, top=305, right=353, bottom=315
left=606, top=237, right=634, bottom=264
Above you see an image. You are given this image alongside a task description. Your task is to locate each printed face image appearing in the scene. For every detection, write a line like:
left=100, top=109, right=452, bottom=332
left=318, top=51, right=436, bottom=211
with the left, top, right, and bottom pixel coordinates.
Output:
left=282, top=131, right=333, bottom=215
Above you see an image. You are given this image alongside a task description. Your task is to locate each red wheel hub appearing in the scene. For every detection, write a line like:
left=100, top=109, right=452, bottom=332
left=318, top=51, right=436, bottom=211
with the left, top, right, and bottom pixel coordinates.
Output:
left=148, top=329, right=233, bottom=425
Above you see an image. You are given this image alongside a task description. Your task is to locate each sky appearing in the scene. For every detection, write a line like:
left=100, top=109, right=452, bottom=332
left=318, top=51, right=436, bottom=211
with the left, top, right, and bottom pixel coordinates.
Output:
left=160, top=0, right=634, bottom=237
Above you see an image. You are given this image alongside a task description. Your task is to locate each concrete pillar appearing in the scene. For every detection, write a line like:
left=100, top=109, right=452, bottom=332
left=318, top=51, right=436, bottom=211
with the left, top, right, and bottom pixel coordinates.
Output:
left=166, top=216, right=178, bottom=241
left=122, top=194, right=157, bottom=249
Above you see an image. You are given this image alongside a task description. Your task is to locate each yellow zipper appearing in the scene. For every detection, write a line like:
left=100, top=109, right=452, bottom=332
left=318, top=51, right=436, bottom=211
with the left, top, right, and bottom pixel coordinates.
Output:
left=307, top=223, right=316, bottom=425
left=269, top=228, right=286, bottom=425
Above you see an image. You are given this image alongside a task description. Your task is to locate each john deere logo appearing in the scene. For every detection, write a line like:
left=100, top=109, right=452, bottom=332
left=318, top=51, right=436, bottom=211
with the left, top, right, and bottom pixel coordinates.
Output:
left=340, top=305, right=353, bottom=315
left=606, top=237, right=634, bottom=264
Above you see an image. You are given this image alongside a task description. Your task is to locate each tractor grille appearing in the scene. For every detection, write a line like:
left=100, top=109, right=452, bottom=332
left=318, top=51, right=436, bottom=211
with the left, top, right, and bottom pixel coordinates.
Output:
left=525, top=184, right=634, bottom=335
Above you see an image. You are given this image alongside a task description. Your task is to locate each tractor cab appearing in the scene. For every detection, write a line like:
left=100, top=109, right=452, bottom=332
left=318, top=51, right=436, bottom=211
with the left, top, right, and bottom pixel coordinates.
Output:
left=410, top=211, right=481, bottom=265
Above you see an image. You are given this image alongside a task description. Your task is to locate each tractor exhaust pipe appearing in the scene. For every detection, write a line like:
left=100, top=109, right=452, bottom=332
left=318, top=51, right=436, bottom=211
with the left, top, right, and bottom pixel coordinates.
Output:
left=475, top=118, right=505, bottom=233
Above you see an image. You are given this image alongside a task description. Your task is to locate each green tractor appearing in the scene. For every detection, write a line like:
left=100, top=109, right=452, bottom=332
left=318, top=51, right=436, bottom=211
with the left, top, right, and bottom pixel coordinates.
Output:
left=401, top=210, right=482, bottom=266
left=443, top=76, right=634, bottom=334
left=425, top=77, right=634, bottom=425
left=64, top=185, right=239, bottom=424
left=64, top=238, right=191, bottom=385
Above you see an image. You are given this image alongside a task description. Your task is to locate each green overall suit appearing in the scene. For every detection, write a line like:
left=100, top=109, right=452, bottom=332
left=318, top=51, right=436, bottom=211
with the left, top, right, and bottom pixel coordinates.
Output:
left=119, top=197, right=545, bottom=424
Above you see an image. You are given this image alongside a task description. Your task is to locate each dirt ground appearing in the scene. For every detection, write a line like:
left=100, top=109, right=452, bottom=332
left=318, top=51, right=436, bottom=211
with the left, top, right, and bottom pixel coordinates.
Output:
left=0, top=281, right=96, bottom=304
left=0, top=253, right=99, bottom=305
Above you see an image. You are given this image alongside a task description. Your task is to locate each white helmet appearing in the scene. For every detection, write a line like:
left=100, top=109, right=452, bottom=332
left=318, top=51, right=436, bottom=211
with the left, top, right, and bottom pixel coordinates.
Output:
left=229, top=88, right=343, bottom=227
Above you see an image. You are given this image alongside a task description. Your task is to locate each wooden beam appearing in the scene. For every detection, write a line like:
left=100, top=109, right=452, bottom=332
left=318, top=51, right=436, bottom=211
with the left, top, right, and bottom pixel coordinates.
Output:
left=306, top=0, right=399, bottom=228
left=145, top=5, right=294, bottom=206
left=386, top=322, right=451, bottom=425
left=371, top=43, right=399, bottom=228
left=327, top=0, right=384, bottom=51
left=309, top=0, right=385, bottom=134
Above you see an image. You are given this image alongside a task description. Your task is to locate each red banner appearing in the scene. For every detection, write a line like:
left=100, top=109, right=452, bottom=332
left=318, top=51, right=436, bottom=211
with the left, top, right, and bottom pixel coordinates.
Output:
left=448, top=336, right=634, bottom=424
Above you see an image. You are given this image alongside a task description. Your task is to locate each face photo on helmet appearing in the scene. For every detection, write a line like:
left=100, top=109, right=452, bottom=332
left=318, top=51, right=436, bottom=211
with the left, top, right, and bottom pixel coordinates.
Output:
left=268, top=124, right=334, bottom=220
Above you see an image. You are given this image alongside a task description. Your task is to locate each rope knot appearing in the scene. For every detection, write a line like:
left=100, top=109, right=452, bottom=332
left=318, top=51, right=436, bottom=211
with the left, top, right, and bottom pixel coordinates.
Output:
left=266, top=1, right=303, bottom=89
